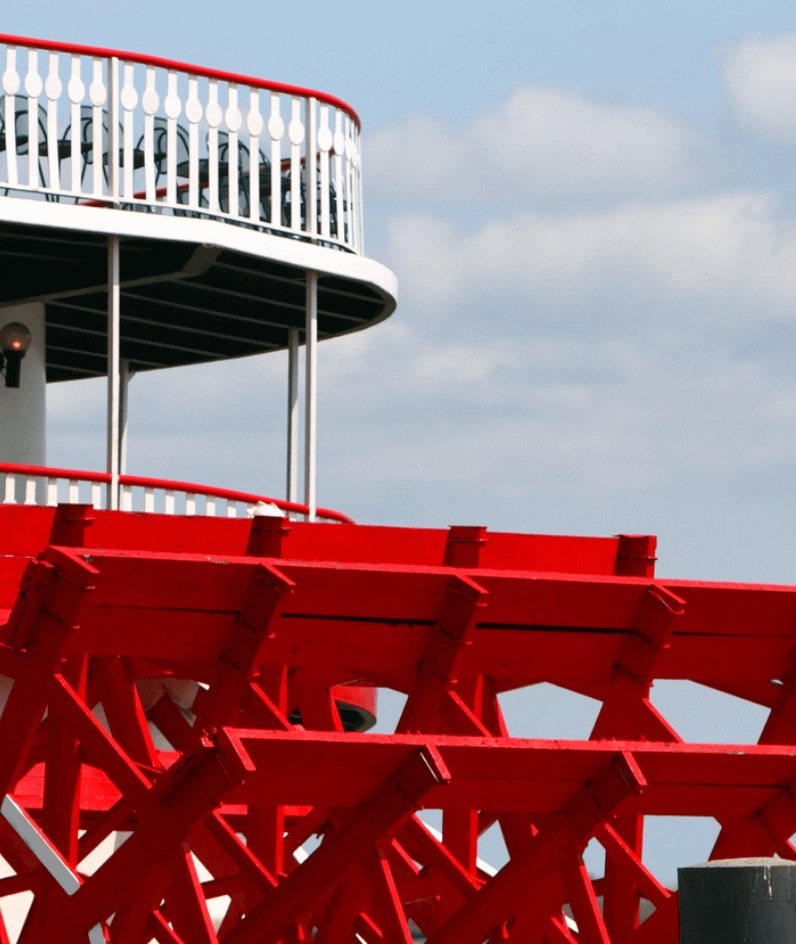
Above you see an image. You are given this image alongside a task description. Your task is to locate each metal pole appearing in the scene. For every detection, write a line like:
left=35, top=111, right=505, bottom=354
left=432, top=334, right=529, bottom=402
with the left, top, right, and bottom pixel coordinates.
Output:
left=106, top=235, right=120, bottom=511
left=286, top=327, right=299, bottom=503
left=304, top=271, right=317, bottom=521
left=119, top=357, right=131, bottom=477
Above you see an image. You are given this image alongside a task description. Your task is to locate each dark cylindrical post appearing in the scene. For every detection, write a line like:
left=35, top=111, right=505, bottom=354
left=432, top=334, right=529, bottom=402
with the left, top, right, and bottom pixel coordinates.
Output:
left=679, top=857, right=796, bottom=943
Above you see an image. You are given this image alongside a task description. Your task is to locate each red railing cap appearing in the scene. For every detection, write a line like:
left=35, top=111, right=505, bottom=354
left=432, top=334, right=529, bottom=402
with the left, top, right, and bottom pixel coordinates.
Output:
left=0, top=33, right=361, bottom=129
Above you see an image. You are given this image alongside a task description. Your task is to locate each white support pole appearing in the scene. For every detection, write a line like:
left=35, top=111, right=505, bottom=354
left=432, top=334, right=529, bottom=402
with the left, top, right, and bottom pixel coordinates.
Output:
left=304, top=271, right=317, bottom=521
left=107, top=235, right=120, bottom=511
left=119, top=357, right=131, bottom=476
left=107, top=56, right=120, bottom=206
left=286, top=327, right=299, bottom=503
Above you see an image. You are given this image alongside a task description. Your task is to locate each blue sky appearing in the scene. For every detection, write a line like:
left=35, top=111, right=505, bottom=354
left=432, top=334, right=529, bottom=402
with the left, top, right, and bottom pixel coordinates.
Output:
left=9, top=0, right=796, bottom=883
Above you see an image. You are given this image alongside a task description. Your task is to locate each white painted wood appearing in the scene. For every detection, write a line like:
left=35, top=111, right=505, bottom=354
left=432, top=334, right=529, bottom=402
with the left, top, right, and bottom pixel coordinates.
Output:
left=226, top=83, right=240, bottom=218
left=287, top=326, right=299, bottom=503
left=4, top=47, right=19, bottom=188
left=288, top=96, right=303, bottom=231
left=142, top=66, right=158, bottom=202
left=206, top=496, right=216, bottom=516
left=24, top=476, right=36, bottom=505
left=3, top=476, right=15, bottom=504
left=185, top=493, right=196, bottom=515
left=164, top=489, right=175, bottom=515
left=68, top=479, right=79, bottom=503
left=1, top=795, right=82, bottom=896
left=119, top=358, right=131, bottom=475
left=206, top=79, right=221, bottom=213
left=107, top=56, right=120, bottom=204
left=46, top=478, right=57, bottom=505
left=121, top=62, right=136, bottom=201
left=90, top=57, right=105, bottom=197
left=227, top=501, right=237, bottom=517
left=144, top=486, right=155, bottom=513
left=318, top=103, right=331, bottom=240
left=25, top=49, right=41, bottom=190
left=269, top=92, right=283, bottom=228
left=186, top=74, right=200, bottom=210
left=121, top=484, right=132, bottom=511
left=165, top=70, right=180, bottom=206
left=107, top=234, right=120, bottom=510
left=304, top=271, right=317, bottom=521
left=333, top=110, right=344, bottom=244
left=68, top=54, right=83, bottom=194
left=45, top=52, right=61, bottom=192
left=91, top=481, right=102, bottom=507
left=247, top=88, right=262, bottom=224
left=305, top=97, right=317, bottom=238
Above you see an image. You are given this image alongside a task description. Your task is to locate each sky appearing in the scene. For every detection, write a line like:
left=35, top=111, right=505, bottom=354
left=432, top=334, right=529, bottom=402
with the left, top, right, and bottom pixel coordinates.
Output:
left=5, top=0, right=796, bottom=885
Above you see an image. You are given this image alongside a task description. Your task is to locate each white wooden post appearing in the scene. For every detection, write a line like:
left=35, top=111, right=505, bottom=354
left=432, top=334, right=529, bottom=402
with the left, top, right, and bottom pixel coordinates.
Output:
left=107, top=56, right=120, bottom=206
left=107, top=235, right=120, bottom=510
left=286, top=327, right=299, bottom=503
left=304, top=271, right=317, bottom=521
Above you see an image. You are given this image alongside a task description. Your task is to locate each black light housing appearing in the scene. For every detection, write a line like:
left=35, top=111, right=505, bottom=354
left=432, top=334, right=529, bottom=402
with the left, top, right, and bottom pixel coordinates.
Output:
left=0, top=322, right=32, bottom=388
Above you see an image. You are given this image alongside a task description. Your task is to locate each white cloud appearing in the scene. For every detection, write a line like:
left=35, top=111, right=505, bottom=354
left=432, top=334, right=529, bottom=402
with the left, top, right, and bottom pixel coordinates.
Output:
left=366, top=87, right=696, bottom=202
left=723, top=36, right=796, bottom=140
left=388, top=194, right=796, bottom=329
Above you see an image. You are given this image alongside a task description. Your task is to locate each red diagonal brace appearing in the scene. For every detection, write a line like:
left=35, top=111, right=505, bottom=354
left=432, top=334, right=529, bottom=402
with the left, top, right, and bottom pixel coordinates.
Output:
left=222, top=744, right=451, bottom=944
left=424, top=752, right=646, bottom=944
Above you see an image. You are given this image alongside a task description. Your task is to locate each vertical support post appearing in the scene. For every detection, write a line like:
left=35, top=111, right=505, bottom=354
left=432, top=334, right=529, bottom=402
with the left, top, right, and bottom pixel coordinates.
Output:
left=305, top=97, right=317, bottom=239
left=286, top=328, right=299, bottom=504
left=107, top=56, right=120, bottom=206
left=107, top=235, right=120, bottom=511
left=304, top=271, right=317, bottom=522
left=119, top=357, right=130, bottom=476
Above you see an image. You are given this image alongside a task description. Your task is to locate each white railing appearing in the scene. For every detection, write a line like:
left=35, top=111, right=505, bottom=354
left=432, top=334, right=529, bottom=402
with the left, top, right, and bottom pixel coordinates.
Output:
left=0, top=34, right=363, bottom=252
left=0, top=462, right=354, bottom=523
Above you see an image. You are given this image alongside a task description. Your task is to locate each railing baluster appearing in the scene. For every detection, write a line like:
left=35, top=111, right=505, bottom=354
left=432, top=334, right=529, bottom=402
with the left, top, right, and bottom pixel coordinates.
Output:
left=68, top=478, right=79, bottom=503
left=24, top=476, right=36, bottom=505
left=90, top=481, right=102, bottom=508
left=144, top=487, right=155, bottom=513
left=354, top=126, right=363, bottom=253
left=25, top=48, right=42, bottom=190
left=318, top=103, right=331, bottom=240
left=185, top=492, right=195, bottom=516
left=68, top=54, right=84, bottom=194
left=247, top=88, right=262, bottom=224
left=3, top=46, right=19, bottom=188
left=121, top=484, right=132, bottom=511
left=345, top=115, right=355, bottom=250
left=107, top=56, right=119, bottom=204
left=164, top=490, right=175, bottom=515
left=269, top=92, right=283, bottom=228
left=333, top=110, right=344, bottom=244
left=288, top=96, right=303, bottom=232
left=89, top=57, right=106, bottom=197
left=45, top=52, right=61, bottom=192
left=206, top=496, right=216, bottom=517
left=3, top=475, right=16, bottom=504
left=142, top=65, right=158, bottom=202
left=226, top=83, right=240, bottom=218
left=164, top=69, right=180, bottom=206
left=46, top=478, right=58, bottom=506
left=206, top=78, right=221, bottom=212
left=186, top=74, right=200, bottom=210
left=120, top=62, right=137, bottom=201
left=227, top=501, right=237, bottom=518
left=305, top=97, right=317, bottom=238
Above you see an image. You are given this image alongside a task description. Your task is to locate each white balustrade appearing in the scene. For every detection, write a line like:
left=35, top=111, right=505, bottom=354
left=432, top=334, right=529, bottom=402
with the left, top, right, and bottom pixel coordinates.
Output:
left=0, top=468, right=285, bottom=519
left=0, top=36, right=363, bottom=253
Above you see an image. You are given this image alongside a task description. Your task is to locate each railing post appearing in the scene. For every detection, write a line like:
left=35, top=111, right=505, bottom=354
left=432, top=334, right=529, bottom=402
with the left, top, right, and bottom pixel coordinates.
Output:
left=304, top=271, right=317, bottom=521
left=286, top=327, right=299, bottom=504
left=305, top=96, right=317, bottom=239
left=106, top=235, right=120, bottom=511
left=107, top=56, right=120, bottom=206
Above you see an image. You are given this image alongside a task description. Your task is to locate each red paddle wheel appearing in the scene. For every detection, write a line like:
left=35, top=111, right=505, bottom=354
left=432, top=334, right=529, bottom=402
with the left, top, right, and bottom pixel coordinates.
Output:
left=0, top=501, right=793, bottom=942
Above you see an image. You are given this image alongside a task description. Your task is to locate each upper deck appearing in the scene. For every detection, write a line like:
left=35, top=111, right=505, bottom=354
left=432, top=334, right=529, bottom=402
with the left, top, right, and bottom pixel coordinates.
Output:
left=0, top=34, right=396, bottom=381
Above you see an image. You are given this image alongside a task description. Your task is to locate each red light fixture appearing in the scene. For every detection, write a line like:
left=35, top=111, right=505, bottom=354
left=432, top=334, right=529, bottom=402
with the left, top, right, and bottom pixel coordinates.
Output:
left=0, top=322, right=32, bottom=388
